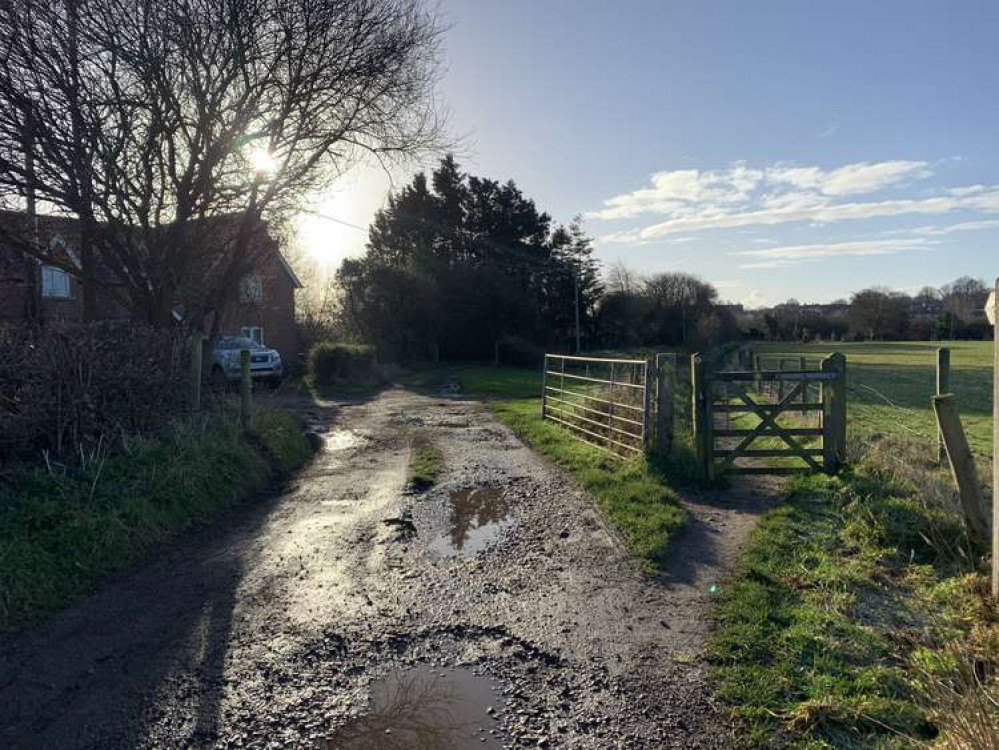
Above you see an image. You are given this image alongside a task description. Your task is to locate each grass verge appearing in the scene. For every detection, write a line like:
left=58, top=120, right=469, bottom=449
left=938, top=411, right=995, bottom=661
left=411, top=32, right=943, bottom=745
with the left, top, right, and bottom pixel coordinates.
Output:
left=0, top=406, right=310, bottom=630
left=709, top=433, right=997, bottom=748
left=408, top=438, right=444, bottom=491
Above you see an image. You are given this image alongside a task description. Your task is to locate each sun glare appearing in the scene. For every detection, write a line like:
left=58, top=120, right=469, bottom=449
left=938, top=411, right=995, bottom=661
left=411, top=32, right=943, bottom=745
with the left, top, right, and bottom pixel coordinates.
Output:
left=248, top=148, right=277, bottom=175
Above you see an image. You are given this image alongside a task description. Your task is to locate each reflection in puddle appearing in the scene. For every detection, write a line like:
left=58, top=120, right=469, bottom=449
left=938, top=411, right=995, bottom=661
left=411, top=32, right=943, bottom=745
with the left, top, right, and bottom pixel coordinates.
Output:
left=326, top=430, right=367, bottom=451
left=430, top=488, right=512, bottom=557
left=321, top=666, right=503, bottom=750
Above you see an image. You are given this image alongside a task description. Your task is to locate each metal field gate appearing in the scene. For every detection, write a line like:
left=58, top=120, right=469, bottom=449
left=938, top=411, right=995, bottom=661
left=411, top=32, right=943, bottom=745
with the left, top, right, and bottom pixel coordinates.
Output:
left=541, top=354, right=653, bottom=457
left=692, top=352, right=847, bottom=478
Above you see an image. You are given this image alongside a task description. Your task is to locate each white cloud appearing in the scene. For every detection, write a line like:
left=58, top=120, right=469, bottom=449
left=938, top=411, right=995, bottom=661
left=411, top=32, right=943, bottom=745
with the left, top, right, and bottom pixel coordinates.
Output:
left=742, top=289, right=770, bottom=308
left=598, top=188, right=999, bottom=244
left=892, top=219, right=999, bottom=237
left=733, top=238, right=935, bottom=270
left=589, top=159, right=932, bottom=226
left=766, top=160, right=930, bottom=197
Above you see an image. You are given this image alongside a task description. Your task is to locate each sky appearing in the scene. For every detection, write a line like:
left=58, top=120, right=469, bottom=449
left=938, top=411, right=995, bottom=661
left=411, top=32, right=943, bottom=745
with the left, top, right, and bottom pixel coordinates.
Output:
left=298, top=0, right=999, bottom=308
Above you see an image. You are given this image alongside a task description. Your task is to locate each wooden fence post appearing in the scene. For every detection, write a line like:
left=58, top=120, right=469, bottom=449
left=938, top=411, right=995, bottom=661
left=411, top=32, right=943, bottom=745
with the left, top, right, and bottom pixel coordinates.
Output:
left=992, top=276, right=999, bottom=598
left=932, top=394, right=989, bottom=539
left=656, top=354, right=673, bottom=457
left=936, top=347, right=951, bottom=463
left=643, top=358, right=654, bottom=451
left=190, top=332, right=203, bottom=411
left=540, top=354, right=548, bottom=420
left=799, top=355, right=807, bottom=405
left=240, top=348, right=253, bottom=432
left=691, top=354, right=713, bottom=480
left=821, top=353, right=846, bottom=472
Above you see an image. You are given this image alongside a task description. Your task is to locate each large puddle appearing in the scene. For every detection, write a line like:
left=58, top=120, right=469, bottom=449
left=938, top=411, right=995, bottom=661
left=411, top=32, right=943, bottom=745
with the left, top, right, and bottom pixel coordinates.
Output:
left=321, top=665, right=504, bottom=749
left=429, top=488, right=512, bottom=557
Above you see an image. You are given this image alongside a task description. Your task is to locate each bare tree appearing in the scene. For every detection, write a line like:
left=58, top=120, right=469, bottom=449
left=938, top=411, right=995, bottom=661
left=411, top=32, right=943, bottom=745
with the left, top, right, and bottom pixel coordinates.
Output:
left=0, top=0, right=445, bottom=327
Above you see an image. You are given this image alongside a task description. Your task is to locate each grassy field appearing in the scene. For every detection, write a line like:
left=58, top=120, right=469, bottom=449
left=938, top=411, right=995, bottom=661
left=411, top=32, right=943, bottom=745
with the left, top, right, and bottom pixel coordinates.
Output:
left=402, top=364, right=691, bottom=570
left=751, top=341, right=993, bottom=458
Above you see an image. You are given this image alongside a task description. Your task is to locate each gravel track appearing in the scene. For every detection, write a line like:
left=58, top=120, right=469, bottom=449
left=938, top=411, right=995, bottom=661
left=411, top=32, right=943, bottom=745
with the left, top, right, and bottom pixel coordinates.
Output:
left=0, top=387, right=774, bottom=749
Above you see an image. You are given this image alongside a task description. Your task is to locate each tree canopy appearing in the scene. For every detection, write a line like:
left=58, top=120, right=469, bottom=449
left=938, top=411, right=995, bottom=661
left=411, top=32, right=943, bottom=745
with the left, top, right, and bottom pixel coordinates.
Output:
left=336, top=155, right=601, bottom=360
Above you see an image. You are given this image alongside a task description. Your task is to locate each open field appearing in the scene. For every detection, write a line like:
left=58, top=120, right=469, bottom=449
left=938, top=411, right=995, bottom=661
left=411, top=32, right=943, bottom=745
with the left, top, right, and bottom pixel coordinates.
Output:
left=750, top=341, right=994, bottom=459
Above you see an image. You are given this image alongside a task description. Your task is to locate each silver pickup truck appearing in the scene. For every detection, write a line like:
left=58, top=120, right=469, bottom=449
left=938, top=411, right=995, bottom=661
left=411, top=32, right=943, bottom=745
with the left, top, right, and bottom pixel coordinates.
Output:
left=210, top=336, right=283, bottom=389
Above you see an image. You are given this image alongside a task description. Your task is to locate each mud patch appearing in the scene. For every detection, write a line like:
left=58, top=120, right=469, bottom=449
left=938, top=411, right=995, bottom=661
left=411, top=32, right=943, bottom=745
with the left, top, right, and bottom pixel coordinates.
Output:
left=430, top=488, right=513, bottom=558
left=321, top=665, right=504, bottom=749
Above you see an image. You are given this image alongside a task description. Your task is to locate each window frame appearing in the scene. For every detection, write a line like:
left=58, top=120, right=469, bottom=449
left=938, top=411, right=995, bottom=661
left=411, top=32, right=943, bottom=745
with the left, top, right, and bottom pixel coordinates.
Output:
left=241, top=326, right=264, bottom=345
left=41, top=265, right=71, bottom=299
left=239, top=274, right=263, bottom=303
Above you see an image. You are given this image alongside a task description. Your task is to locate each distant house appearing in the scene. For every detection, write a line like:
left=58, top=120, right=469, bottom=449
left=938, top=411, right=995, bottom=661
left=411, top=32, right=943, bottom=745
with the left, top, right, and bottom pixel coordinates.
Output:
left=0, top=212, right=303, bottom=362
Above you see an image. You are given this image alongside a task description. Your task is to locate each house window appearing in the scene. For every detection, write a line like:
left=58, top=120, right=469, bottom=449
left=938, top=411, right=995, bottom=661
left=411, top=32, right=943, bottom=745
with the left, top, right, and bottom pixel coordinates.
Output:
left=239, top=274, right=263, bottom=303
left=41, top=265, right=71, bottom=299
left=241, top=326, right=264, bottom=344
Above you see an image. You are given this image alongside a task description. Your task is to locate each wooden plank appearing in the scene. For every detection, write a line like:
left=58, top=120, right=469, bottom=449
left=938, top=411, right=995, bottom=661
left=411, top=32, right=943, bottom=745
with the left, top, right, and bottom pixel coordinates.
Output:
left=713, top=370, right=839, bottom=382
left=727, top=466, right=815, bottom=476
left=715, top=427, right=823, bottom=438
left=714, top=402, right=824, bottom=413
left=714, top=448, right=824, bottom=458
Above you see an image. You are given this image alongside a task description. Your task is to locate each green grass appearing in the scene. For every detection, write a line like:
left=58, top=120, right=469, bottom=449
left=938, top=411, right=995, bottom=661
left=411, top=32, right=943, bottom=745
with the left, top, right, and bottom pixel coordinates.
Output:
left=0, top=407, right=310, bottom=629
left=751, top=341, right=993, bottom=457
left=408, top=439, right=444, bottom=490
left=401, top=363, right=543, bottom=399
left=710, top=438, right=994, bottom=749
left=402, top=364, right=689, bottom=569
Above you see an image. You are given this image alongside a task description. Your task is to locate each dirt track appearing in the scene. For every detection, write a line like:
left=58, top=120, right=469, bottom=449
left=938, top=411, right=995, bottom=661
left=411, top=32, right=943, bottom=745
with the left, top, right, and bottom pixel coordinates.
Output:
left=0, top=387, right=772, bottom=749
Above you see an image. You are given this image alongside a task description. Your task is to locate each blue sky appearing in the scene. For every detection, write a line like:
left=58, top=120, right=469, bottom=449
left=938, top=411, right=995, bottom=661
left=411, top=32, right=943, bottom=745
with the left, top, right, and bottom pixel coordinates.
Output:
left=301, top=0, right=999, bottom=307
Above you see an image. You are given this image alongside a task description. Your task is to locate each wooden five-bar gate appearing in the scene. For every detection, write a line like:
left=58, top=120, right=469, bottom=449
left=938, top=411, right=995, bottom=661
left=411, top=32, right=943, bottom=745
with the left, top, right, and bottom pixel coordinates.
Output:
left=692, top=352, right=847, bottom=479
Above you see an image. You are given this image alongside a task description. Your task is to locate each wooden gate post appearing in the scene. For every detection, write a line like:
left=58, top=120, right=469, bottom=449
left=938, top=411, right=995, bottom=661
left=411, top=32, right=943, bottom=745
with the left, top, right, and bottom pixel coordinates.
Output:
left=691, top=354, right=713, bottom=480
left=643, top=358, right=654, bottom=450
left=936, top=347, right=951, bottom=463
left=655, top=354, right=674, bottom=457
left=239, top=348, right=253, bottom=433
left=190, top=332, right=203, bottom=411
left=992, top=276, right=999, bottom=599
left=821, top=353, right=847, bottom=472
left=933, top=394, right=988, bottom=539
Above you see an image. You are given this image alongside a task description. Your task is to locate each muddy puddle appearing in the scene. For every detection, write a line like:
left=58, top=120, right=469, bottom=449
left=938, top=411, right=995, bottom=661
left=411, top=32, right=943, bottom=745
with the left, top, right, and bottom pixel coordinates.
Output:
left=321, top=665, right=504, bottom=749
left=429, top=488, right=513, bottom=557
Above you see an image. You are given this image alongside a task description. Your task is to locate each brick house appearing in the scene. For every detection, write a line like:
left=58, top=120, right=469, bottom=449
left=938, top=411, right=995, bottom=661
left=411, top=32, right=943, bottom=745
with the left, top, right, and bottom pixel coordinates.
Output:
left=0, top=212, right=303, bottom=362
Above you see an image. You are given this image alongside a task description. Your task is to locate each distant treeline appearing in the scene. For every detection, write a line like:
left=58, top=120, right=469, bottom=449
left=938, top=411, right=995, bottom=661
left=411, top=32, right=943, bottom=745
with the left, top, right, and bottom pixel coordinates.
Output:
left=313, top=157, right=739, bottom=362
left=738, top=278, right=993, bottom=342
left=303, top=157, right=991, bottom=361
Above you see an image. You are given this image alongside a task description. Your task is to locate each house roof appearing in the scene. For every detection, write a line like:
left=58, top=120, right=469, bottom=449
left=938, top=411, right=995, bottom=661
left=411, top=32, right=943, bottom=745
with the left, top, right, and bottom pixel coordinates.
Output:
left=0, top=210, right=304, bottom=289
